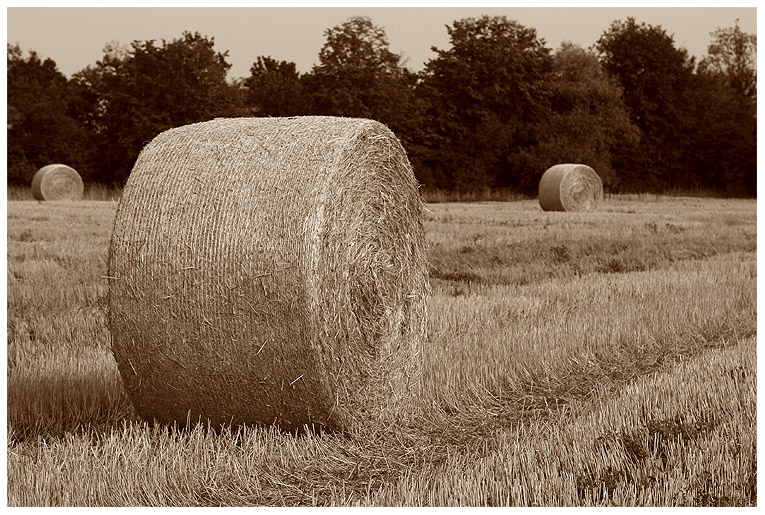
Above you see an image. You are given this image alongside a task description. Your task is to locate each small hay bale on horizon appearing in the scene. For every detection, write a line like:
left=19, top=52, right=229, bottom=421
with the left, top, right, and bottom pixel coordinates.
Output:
left=538, top=163, right=603, bottom=212
left=108, top=116, right=428, bottom=433
left=31, top=164, right=84, bottom=201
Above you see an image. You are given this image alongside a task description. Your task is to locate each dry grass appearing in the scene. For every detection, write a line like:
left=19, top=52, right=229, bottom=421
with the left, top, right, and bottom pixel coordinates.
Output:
left=420, top=187, right=526, bottom=203
left=8, top=183, right=121, bottom=202
left=370, top=335, right=756, bottom=506
left=426, top=198, right=755, bottom=289
left=6, top=195, right=756, bottom=506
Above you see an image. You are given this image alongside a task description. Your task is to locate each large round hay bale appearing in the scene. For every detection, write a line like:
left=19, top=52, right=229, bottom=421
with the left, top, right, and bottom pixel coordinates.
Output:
left=538, top=164, right=603, bottom=212
left=31, top=164, right=84, bottom=201
left=108, top=116, right=428, bottom=432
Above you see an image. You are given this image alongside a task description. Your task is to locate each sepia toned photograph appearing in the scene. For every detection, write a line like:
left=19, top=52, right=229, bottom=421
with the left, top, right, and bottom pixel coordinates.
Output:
left=4, top=1, right=757, bottom=507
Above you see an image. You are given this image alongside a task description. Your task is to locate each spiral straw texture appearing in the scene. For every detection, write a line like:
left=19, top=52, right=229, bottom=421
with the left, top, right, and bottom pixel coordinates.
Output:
left=108, top=117, right=428, bottom=432
left=538, top=164, right=603, bottom=212
left=31, top=164, right=84, bottom=201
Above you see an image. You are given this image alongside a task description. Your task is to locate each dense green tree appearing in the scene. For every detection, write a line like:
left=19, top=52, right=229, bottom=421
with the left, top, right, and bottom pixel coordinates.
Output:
left=533, top=43, right=639, bottom=191
left=72, top=32, right=240, bottom=184
left=596, top=18, right=696, bottom=191
left=7, top=44, right=95, bottom=185
left=243, top=56, right=307, bottom=116
left=417, top=16, right=552, bottom=192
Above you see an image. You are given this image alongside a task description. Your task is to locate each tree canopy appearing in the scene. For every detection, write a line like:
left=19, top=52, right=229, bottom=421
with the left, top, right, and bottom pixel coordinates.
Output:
left=7, top=44, right=94, bottom=184
left=70, top=32, right=238, bottom=184
left=307, top=17, right=418, bottom=124
left=417, top=15, right=553, bottom=191
left=244, top=56, right=306, bottom=116
left=6, top=16, right=757, bottom=196
left=596, top=18, right=697, bottom=191
left=698, top=19, right=756, bottom=101
left=687, top=20, right=757, bottom=195
left=534, top=42, right=638, bottom=191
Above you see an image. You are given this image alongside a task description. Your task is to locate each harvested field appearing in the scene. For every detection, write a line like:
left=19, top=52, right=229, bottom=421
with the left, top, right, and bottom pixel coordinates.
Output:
left=6, top=195, right=756, bottom=506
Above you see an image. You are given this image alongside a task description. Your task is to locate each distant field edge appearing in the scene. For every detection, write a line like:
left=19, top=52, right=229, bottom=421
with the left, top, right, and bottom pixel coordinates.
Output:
left=6, top=185, right=755, bottom=203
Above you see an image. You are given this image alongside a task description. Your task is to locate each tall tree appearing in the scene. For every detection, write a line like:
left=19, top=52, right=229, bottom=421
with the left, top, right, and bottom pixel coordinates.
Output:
left=309, top=16, right=401, bottom=116
left=698, top=19, right=756, bottom=101
left=7, top=44, right=95, bottom=185
left=417, top=15, right=552, bottom=191
left=72, top=32, right=240, bottom=184
left=243, top=56, right=307, bottom=116
left=684, top=21, right=756, bottom=195
left=533, top=43, right=639, bottom=191
left=305, top=16, right=423, bottom=156
left=596, top=18, right=696, bottom=191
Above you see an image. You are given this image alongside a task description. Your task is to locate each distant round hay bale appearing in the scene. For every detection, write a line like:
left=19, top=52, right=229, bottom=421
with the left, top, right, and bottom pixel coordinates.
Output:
left=31, top=164, right=84, bottom=201
left=538, top=164, right=603, bottom=212
left=108, top=116, right=428, bottom=432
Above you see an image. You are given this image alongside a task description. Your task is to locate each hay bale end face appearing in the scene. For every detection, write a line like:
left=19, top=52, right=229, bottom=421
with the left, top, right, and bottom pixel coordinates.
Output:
left=108, top=116, right=428, bottom=432
left=538, top=164, right=603, bottom=212
left=31, top=164, right=84, bottom=201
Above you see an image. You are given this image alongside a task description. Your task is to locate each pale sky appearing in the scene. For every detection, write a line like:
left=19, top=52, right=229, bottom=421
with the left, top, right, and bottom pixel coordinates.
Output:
left=5, top=4, right=758, bottom=81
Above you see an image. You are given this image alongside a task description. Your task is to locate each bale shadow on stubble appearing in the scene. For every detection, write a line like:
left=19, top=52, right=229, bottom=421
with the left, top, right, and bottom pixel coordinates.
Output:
left=6, top=371, right=138, bottom=445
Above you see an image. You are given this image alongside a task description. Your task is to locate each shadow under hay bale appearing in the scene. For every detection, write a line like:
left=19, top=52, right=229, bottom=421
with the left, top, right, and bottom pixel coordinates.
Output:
left=538, top=164, right=603, bottom=212
left=31, top=164, right=84, bottom=201
left=108, top=116, right=428, bottom=433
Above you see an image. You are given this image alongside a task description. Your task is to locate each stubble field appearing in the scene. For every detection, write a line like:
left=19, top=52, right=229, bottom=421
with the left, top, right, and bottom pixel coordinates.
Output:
left=6, top=195, right=757, bottom=506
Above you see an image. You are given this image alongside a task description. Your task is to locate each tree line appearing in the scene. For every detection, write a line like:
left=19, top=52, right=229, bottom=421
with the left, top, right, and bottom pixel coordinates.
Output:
left=7, top=15, right=757, bottom=196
